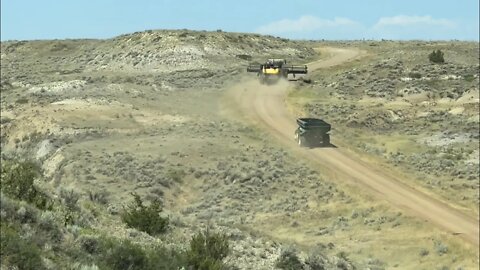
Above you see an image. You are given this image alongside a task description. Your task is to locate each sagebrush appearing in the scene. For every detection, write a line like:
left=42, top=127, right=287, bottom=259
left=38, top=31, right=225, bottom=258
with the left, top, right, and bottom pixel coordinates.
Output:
left=428, top=49, right=445, bottom=63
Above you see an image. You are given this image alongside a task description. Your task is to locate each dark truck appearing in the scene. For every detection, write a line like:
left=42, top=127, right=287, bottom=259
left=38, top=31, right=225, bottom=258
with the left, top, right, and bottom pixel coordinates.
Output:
left=294, top=118, right=331, bottom=147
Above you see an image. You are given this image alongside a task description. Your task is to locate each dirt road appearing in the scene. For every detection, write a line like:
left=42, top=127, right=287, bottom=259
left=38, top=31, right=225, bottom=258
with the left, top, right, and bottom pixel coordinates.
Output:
left=226, top=48, right=479, bottom=246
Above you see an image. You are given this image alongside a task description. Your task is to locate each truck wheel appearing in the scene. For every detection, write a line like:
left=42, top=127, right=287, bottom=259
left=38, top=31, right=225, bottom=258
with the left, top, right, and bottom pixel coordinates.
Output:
left=322, top=134, right=330, bottom=146
left=298, top=136, right=306, bottom=147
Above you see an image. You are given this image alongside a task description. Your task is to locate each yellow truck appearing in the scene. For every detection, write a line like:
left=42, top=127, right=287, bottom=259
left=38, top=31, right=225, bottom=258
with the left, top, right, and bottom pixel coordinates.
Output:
left=247, top=59, right=307, bottom=84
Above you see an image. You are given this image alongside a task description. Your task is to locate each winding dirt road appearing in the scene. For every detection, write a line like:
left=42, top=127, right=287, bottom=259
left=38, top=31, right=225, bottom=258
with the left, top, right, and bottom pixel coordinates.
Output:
left=226, top=48, right=479, bottom=246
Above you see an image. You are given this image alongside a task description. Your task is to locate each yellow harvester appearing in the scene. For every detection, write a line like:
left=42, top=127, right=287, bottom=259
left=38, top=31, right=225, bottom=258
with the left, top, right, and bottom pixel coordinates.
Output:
left=247, top=59, right=307, bottom=84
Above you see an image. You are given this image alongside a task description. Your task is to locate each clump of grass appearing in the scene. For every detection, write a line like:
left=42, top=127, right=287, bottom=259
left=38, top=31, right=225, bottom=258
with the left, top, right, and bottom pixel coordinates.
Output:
left=305, top=249, right=328, bottom=270
left=408, top=72, right=422, bottom=79
left=276, top=247, right=304, bottom=270
left=434, top=240, right=448, bottom=256
left=419, top=248, right=429, bottom=257
left=0, top=224, right=46, bottom=270
left=88, top=189, right=110, bottom=205
left=15, top=97, right=29, bottom=104
left=336, top=251, right=354, bottom=270
left=186, top=229, right=230, bottom=270
left=59, top=188, right=81, bottom=211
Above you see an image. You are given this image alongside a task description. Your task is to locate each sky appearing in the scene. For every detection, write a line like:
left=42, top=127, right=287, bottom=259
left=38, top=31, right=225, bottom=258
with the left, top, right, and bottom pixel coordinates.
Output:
left=1, top=0, right=479, bottom=41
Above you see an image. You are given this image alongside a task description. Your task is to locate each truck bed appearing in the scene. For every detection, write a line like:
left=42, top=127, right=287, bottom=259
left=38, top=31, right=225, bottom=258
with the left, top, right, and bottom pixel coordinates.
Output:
left=296, top=118, right=331, bottom=131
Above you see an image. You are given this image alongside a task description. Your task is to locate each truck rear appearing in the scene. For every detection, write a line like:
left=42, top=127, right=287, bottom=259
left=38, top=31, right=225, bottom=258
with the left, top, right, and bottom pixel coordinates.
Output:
left=294, top=118, right=331, bottom=147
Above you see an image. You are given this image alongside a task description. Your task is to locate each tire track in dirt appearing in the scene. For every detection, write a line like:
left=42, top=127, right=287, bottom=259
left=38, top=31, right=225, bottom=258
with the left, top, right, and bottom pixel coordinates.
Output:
left=224, top=47, right=479, bottom=246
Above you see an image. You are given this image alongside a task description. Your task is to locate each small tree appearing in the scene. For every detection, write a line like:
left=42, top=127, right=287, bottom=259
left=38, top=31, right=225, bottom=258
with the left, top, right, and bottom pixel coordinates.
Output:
left=1, top=160, right=51, bottom=210
left=1, top=160, right=39, bottom=200
left=429, top=50, right=445, bottom=63
left=121, top=193, right=168, bottom=235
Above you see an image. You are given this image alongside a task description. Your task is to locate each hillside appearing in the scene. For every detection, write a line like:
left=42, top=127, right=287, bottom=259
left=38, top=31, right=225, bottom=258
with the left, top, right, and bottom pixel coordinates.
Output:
left=1, top=30, right=478, bottom=270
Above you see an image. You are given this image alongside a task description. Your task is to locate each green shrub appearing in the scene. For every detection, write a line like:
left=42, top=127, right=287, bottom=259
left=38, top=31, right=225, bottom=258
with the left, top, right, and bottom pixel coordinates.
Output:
left=1, top=159, right=52, bottom=210
left=121, top=193, right=169, bottom=235
left=15, top=97, right=29, bottom=104
left=428, top=50, right=445, bottom=63
left=147, top=245, right=187, bottom=270
left=276, top=248, right=304, bottom=270
left=336, top=252, right=354, bottom=270
left=88, top=189, right=109, bottom=205
left=37, top=211, right=64, bottom=244
left=167, top=168, right=186, bottom=183
left=94, top=236, right=188, bottom=270
left=236, top=54, right=252, bottom=61
left=0, top=194, right=38, bottom=224
left=101, top=238, right=148, bottom=270
left=187, top=229, right=230, bottom=270
left=463, top=74, right=475, bottom=82
left=59, top=188, right=80, bottom=211
left=78, top=235, right=101, bottom=254
left=1, top=160, right=39, bottom=199
left=408, top=72, right=422, bottom=79
left=305, top=250, right=328, bottom=270
left=88, top=229, right=230, bottom=270
left=0, top=224, right=45, bottom=270
left=434, top=240, right=448, bottom=256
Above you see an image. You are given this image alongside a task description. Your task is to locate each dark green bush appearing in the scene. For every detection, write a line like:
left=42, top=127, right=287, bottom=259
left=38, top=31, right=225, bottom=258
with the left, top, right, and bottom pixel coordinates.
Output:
left=79, top=235, right=101, bottom=254
left=276, top=248, right=304, bottom=270
left=15, top=97, right=29, bottom=104
left=95, top=236, right=189, bottom=270
left=428, top=50, right=445, bottom=63
left=147, top=245, right=187, bottom=270
left=0, top=224, right=45, bottom=270
left=1, top=160, right=39, bottom=199
left=408, top=72, right=422, bottom=79
left=236, top=54, right=252, bottom=61
left=101, top=238, right=148, bottom=270
left=187, top=229, right=230, bottom=270
left=1, top=159, right=52, bottom=210
left=463, top=74, right=475, bottom=82
left=90, top=229, right=230, bottom=270
left=121, top=193, right=169, bottom=235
